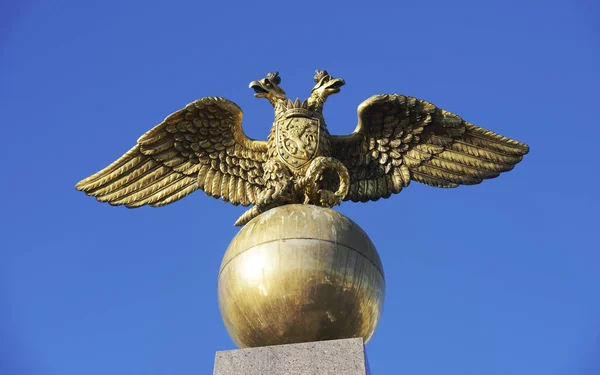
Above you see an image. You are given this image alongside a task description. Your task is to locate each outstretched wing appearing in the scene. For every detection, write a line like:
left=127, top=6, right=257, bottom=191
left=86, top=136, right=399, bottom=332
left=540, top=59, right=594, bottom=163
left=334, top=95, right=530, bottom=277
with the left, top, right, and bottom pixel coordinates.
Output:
left=76, top=97, right=267, bottom=207
left=331, top=94, right=529, bottom=202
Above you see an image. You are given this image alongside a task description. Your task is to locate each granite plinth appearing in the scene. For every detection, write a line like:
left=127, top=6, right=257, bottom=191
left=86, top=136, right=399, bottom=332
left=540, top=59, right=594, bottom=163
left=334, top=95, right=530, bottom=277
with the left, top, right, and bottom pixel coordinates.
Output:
left=214, top=338, right=370, bottom=375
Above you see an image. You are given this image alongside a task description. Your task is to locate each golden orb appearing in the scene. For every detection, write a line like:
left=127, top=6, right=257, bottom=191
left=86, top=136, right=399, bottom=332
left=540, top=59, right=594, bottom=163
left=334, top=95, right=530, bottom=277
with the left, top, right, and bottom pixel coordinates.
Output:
left=218, top=204, right=385, bottom=348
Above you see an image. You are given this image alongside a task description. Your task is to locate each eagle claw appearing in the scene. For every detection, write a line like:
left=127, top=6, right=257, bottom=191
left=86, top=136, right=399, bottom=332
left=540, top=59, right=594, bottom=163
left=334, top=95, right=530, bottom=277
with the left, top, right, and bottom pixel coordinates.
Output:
left=258, top=179, right=294, bottom=208
left=316, top=189, right=341, bottom=207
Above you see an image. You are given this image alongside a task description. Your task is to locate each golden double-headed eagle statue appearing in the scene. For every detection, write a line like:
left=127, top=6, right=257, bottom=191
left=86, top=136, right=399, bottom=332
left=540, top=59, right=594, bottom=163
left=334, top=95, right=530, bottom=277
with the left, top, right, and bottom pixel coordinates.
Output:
left=76, top=71, right=529, bottom=225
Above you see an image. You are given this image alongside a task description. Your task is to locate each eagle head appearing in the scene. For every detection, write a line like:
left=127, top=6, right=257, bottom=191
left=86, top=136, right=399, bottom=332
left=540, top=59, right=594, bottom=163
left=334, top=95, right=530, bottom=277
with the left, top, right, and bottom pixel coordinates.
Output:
left=249, top=72, right=287, bottom=104
left=311, top=70, right=345, bottom=99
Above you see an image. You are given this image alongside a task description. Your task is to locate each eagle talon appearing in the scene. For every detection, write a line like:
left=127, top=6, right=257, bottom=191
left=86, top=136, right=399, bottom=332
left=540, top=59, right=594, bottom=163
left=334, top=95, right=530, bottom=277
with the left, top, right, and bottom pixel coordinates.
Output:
left=317, top=189, right=340, bottom=207
left=257, top=179, right=295, bottom=209
left=257, top=188, right=275, bottom=208
left=278, top=179, right=294, bottom=201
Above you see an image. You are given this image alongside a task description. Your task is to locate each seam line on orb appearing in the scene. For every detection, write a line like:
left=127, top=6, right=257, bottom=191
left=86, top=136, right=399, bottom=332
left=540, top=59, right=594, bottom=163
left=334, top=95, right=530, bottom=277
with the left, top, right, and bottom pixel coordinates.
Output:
left=219, top=237, right=384, bottom=279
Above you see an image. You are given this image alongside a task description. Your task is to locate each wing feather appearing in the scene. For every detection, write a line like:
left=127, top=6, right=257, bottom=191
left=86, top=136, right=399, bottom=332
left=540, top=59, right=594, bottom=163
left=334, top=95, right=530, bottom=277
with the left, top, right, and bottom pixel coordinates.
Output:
left=450, top=140, right=523, bottom=165
left=391, top=169, right=405, bottom=194
left=197, top=164, right=210, bottom=187
left=332, top=94, right=528, bottom=202
left=91, top=159, right=162, bottom=196
left=94, top=164, right=168, bottom=198
left=220, top=174, right=231, bottom=202
left=413, top=164, right=482, bottom=186
left=237, top=178, right=249, bottom=206
left=228, top=174, right=239, bottom=205
left=203, top=168, right=216, bottom=196
left=436, top=148, right=515, bottom=171
left=245, top=180, right=256, bottom=204
left=425, top=156, right=501, bottom=179
left=125, top=175, right=192, bottom=208
left=412, top=170, right=459, bottom=188
left=211, top=171, right=222, bottom=198
left=75, top=147, right=148, bottom=191
left=152, top=183, right=198, bottom=207
left=76, top=97, right=268, bottom=208
left=463, top=124, right=528, bottom=155
left=145, top=177, right=197, bottom=206
left=108, top=172, right=181, bottom=206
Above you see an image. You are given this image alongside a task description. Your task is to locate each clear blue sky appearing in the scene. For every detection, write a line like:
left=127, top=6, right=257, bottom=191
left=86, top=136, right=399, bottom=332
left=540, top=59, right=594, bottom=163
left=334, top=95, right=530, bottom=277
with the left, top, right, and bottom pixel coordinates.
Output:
left=1, top=1, right=599, bottom=374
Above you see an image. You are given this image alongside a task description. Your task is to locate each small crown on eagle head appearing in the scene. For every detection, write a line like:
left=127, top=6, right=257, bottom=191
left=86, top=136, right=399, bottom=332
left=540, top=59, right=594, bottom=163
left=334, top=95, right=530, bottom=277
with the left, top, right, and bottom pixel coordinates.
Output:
left=313, top=70, right=329, bottom=82
left=267, top=71, right=281, bottom=84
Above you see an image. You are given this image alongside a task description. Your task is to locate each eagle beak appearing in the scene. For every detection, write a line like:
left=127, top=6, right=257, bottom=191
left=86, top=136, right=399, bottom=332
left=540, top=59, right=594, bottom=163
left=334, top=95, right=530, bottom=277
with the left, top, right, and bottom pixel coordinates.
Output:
left=249, top=80, right=268, bottom=98
left=326, top=78, right=345, bottom=94
left=312, top=76, right=345, bottom=96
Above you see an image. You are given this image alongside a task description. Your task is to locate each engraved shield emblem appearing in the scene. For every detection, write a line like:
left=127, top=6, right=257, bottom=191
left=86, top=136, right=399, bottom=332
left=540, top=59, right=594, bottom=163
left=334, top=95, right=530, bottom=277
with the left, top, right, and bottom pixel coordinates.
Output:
left=276, top=116, right=320, bottom=169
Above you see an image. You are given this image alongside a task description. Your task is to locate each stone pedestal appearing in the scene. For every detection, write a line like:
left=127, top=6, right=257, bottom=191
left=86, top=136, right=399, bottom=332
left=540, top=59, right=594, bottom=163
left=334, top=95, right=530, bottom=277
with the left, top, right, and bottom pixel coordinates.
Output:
left=214, top=338, right=371, bottom=375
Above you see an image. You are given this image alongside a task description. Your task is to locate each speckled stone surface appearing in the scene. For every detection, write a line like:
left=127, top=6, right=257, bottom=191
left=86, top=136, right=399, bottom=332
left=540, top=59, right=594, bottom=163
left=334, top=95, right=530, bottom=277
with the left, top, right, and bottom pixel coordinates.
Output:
left=214, top=338, right=369, bottom=375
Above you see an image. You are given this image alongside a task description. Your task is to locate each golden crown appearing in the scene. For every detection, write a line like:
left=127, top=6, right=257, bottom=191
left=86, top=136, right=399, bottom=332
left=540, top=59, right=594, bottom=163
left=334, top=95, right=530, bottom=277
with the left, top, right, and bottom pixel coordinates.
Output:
left=282, top=98, right=316, bottom=118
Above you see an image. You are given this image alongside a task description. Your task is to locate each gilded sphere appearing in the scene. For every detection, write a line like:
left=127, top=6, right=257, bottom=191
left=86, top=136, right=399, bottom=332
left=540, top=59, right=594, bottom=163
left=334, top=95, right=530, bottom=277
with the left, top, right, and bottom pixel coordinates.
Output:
left=218, top=204, right=385, bottom=348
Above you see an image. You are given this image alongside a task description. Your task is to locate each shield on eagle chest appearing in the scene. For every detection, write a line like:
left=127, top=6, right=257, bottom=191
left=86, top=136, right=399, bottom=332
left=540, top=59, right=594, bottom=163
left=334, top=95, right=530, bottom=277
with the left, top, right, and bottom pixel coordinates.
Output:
left=276, top=116, right=321, bottom=170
